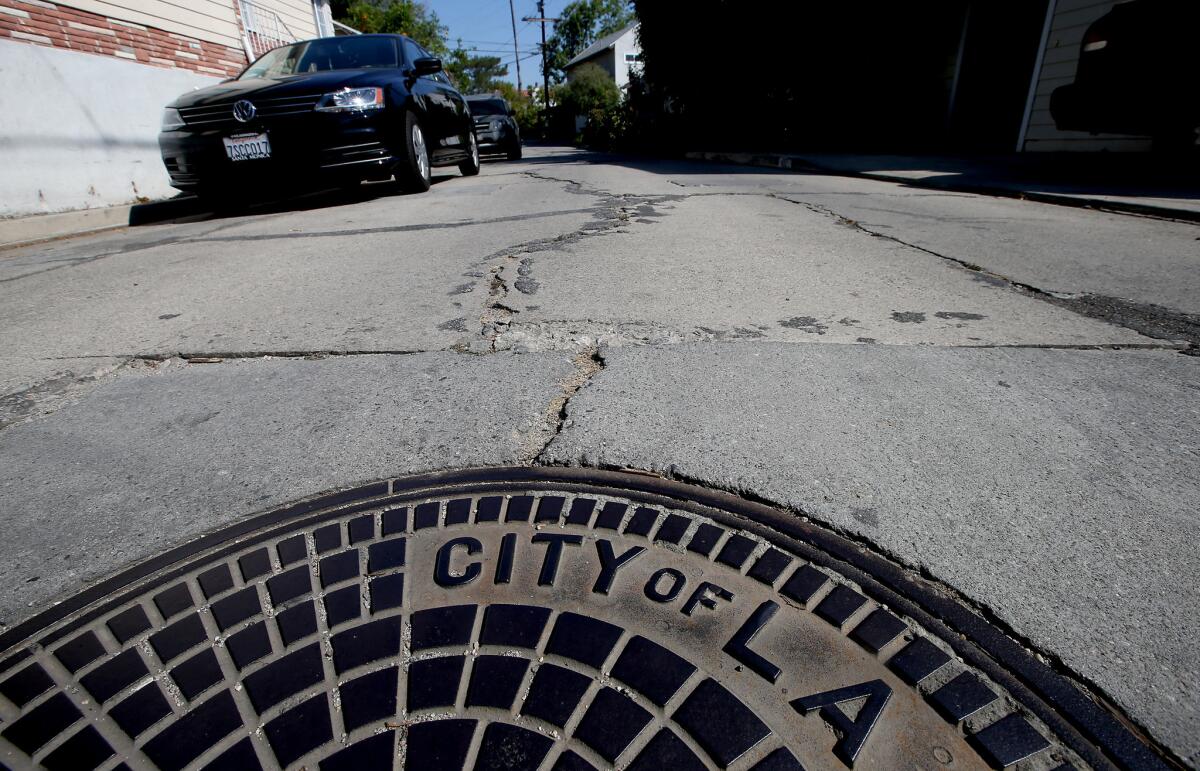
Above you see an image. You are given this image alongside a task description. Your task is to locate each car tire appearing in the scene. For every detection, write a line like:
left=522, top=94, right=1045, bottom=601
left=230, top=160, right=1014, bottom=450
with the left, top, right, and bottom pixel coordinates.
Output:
left=459, top=131, right=480, bottom=176
left=507, top=141, right=523, bottom=161
left=396, top=111, right=431, bottom=193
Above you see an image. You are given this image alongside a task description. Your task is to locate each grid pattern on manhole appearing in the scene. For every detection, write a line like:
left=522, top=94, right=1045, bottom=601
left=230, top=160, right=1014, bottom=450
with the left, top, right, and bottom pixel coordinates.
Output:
left=0, top=484, right=1070, bottom=770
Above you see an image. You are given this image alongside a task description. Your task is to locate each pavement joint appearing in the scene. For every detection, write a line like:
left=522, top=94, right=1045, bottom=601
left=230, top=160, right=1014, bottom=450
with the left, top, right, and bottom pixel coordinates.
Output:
left=0, top=359, right=134, bottom=432
left=177, top=208, right=599, bottom=243
left=0, top=214, right=287, bottom=284
left=137, top=349, right=429, bottom=361
left=0, top=351, right=439, bottom=433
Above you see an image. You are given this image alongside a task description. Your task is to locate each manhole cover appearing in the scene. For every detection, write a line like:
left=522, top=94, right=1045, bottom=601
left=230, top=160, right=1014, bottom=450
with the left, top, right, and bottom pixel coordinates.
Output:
left=0, top=469, right=1165, bottom=770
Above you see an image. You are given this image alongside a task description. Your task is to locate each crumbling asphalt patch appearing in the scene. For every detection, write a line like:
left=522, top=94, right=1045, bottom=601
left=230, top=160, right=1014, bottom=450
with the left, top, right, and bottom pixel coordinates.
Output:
left=0, top=468, right=1169, bottom=770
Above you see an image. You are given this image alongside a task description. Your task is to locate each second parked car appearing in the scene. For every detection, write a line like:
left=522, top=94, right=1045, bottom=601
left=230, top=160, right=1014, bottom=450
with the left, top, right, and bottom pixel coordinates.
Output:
left=466, top=95, right=522, bottom=160
left=158, top=34, right=480, bottom=199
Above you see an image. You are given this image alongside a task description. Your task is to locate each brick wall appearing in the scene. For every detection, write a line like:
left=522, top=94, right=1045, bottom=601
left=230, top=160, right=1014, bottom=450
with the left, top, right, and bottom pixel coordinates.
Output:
left=0, top=0, right=247, bottom=78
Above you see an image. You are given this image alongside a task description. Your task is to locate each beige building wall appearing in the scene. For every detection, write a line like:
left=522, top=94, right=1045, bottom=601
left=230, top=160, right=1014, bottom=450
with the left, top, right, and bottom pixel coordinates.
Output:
left=54, top=0, right=320, bottom=52
left=56, top=1, right=241, bottom=48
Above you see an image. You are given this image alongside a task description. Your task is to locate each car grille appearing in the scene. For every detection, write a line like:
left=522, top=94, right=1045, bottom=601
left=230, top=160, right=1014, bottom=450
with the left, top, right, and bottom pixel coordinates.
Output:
left=473, top=119, right=493, bottom=132
left=178, top=94, right=323, bottom=128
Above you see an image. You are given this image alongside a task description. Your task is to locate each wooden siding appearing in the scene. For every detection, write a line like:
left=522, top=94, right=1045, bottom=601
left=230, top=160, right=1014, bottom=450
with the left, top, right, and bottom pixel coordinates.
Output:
left=1022, top=0, right=1152, bottom=151
left=56, top=0, right=242, bottom=48
left=46, top=0, right=319, bottom=51
left=0, top=0, right=246, bottom=75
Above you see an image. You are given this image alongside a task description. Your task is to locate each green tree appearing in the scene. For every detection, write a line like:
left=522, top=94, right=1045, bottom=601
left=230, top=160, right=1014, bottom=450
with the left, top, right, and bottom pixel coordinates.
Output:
left=444, top=42, right=509, bottom=94
left=544, top=0, right=634, bottom=83
left=557, top=62, right=620, bottom=114
left=332, top=0, right=448, bottom=56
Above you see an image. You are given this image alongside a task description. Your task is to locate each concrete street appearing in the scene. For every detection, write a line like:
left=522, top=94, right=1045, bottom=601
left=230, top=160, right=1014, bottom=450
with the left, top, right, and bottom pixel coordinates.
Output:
left=0, top=147, right=1197, bottom=764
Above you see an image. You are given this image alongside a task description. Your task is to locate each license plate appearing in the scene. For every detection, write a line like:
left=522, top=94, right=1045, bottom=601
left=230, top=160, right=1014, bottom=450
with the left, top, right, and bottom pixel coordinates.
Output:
left=223, top=133, right=270, bottom=161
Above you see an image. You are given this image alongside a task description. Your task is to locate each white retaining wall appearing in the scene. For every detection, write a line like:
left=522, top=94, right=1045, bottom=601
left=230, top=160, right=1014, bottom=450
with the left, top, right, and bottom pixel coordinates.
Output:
left=0, top=37, right=216, bottom=217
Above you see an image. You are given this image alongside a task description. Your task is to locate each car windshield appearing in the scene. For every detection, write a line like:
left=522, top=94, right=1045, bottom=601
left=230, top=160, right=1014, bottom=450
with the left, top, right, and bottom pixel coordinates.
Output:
left=241, top=37, right=398, bottom=79
left=468, top=98, right=507, bottom=117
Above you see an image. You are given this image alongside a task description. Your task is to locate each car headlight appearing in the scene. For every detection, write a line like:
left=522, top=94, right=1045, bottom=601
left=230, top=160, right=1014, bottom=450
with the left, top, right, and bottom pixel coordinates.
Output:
left=161, top=107, right=186, bottom=131
left=489, top=118, right=500, bottom=131
left=315, top=87, right=384, bottom=112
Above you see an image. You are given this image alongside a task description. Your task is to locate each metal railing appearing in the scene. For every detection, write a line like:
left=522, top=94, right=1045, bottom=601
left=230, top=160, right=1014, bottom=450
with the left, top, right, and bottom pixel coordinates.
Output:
left=331, top=20, right=361, bottom=36
left=238, top=0, right=296, bottom=60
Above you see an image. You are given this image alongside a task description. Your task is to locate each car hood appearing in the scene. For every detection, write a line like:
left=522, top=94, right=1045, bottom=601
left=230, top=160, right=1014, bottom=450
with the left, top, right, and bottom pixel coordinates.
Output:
left=169, top=69, right=393, bottom=108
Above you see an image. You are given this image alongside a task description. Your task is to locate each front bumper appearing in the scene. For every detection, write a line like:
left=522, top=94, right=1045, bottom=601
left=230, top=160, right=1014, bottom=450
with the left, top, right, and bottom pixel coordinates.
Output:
left=159, top=108, right=400, bottom=191
left=473, top=124, right=517, bottom=151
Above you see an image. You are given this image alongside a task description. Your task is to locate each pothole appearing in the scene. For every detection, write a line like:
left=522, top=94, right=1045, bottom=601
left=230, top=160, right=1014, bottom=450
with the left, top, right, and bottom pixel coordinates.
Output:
left=0, top=469, right=1166, bottom=770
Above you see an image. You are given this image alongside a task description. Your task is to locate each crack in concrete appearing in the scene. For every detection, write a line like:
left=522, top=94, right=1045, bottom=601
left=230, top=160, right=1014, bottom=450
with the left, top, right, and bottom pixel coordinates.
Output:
left=457, top=172, right=683, bottom=354
left=526, top=346, right=605, bottom=464
left=778, top=194, right=1200, bottom=348
left=473, top=256, right=518, bottom=354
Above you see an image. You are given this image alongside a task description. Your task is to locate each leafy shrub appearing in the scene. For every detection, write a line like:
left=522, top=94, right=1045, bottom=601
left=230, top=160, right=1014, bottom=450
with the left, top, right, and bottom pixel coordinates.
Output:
left=558, top=63, right=621, bottom=116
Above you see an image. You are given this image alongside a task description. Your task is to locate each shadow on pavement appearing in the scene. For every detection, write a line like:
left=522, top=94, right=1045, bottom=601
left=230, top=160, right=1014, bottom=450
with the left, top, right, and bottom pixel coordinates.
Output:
left=127, top=174, right=458, bottom=228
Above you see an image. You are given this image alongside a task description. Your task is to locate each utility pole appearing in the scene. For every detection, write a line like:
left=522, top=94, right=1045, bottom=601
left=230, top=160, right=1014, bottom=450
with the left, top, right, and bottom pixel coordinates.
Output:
left=523, top=2, right=559, bottom=116
left=538, top=0, right=548, bottom=112
left=507, top=0, right=522, bottom=93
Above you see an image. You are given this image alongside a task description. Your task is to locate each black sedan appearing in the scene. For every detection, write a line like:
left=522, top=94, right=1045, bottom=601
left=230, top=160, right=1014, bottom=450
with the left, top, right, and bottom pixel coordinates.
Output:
left=159, top=34, right=480, bottom=198
left=466, top=94, right=522, bottom=160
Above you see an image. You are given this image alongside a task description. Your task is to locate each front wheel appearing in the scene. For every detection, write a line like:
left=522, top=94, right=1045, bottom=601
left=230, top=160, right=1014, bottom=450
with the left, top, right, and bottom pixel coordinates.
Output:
left=395, top=111, right=431, bottom=193
left=459, top=131, right=480, bottom=176
left=507, top=141, right=523, bottom=161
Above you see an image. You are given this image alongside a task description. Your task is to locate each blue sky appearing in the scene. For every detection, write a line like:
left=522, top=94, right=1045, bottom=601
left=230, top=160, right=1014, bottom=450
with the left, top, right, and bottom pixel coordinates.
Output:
left=428, top=0, right=572, bottom=88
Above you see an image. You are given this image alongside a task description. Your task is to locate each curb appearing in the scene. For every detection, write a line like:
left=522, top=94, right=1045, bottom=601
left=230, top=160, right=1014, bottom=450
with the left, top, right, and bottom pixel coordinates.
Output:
left=0, top=196, right=203, bottom=250
left=0, top=205, right=134, bottom=249
left=685, top=151, right=1200, bottom=223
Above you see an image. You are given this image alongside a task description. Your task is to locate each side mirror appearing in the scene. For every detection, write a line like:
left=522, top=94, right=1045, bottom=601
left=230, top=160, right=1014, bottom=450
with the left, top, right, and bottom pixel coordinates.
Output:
left=412, top=57, right=442, bottom=76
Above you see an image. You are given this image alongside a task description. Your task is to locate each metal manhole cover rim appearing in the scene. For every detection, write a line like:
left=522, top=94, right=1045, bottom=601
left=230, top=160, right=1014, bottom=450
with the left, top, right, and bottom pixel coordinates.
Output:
left=0, top=466, right=1171, bottom=771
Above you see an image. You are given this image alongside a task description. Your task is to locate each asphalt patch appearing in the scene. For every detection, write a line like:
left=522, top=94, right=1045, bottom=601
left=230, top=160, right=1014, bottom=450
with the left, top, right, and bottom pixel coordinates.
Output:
left=0, top=469, right=1168, bottom=770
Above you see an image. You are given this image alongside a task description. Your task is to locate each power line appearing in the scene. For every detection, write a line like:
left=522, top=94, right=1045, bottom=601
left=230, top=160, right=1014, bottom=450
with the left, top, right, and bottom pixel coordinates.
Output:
left=457, top=48, right=540, bottom=54
left=498, top=51, right=541, bottom=67
left=457, top=39, right=522, bottom=46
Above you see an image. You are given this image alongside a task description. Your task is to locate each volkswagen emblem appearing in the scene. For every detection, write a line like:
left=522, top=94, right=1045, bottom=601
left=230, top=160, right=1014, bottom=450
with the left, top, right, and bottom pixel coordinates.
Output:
left=232, top=99, right=256, bottom=123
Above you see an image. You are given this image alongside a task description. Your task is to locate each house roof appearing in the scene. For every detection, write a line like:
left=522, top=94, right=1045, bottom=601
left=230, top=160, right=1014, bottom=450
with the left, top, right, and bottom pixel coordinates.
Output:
left=564, top=23, right=638, bottom=69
